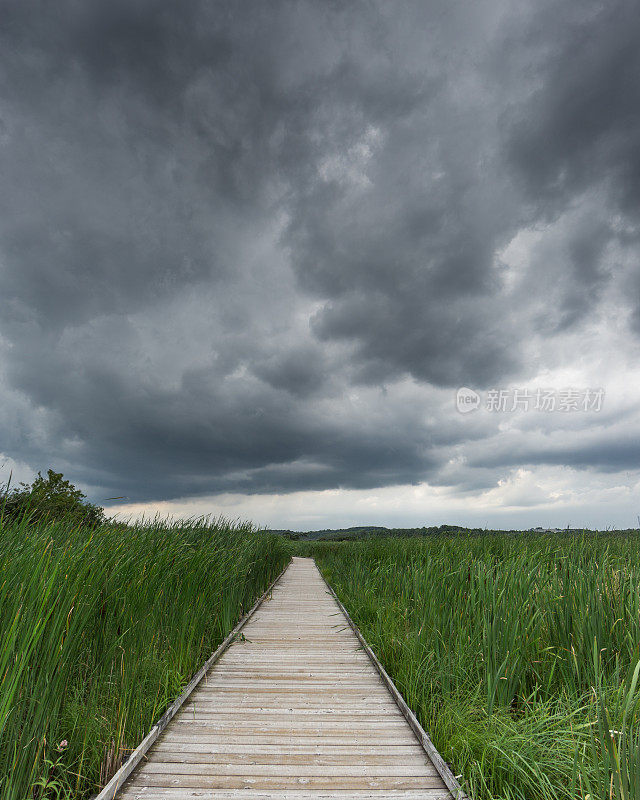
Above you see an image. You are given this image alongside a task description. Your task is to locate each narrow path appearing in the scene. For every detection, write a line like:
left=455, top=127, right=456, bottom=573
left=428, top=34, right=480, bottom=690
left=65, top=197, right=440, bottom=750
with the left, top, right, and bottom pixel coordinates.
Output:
left=119, top=557, right=453, bottom=799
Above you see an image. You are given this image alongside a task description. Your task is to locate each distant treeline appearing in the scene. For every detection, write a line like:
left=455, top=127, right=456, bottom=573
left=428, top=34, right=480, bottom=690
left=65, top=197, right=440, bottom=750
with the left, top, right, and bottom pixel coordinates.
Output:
left=269, top=523, right=636, bottom=541
left=269, top=524, right=507, bottom=541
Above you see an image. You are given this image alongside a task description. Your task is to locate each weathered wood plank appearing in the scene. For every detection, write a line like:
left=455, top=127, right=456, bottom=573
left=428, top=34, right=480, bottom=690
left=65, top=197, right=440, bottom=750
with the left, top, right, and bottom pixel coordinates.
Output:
left=120, top=790, right=451, bottom=800
left=156, top=735, right=421, bottom=746
left=151, top=742, right=428, bottom=756
left=127, top=774, right=446, bottom=789
left=148, top=748, right=429, bottom=764
left=140, top=762, right=437, bottom=776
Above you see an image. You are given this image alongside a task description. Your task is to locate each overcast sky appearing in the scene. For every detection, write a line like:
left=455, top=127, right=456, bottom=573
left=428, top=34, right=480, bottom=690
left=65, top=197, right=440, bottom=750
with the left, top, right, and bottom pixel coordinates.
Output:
left=1, top=0, right=640, bottom=530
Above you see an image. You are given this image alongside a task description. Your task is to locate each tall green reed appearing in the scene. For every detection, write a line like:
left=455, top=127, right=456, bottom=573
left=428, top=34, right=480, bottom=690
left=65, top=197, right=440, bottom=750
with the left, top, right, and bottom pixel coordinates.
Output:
left=574, top=642, right=640, bottom=800
left=0, top=515, right=288, bottom=799
left=304, top=533, right=640, bottom=800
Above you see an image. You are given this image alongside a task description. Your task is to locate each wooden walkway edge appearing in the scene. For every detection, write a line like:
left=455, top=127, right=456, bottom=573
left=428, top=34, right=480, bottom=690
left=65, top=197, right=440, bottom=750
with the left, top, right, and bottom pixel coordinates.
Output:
left=319, top=569, right=466, bottom=800
left=95, top=564, right=290, bottom=800
left=100, top=557, right=467, bottom=800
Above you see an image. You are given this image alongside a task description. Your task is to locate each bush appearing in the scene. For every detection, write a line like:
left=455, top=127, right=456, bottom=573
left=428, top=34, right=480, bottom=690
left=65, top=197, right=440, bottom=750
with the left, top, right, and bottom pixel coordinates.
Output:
left=0, top=469, right=105, bottom=526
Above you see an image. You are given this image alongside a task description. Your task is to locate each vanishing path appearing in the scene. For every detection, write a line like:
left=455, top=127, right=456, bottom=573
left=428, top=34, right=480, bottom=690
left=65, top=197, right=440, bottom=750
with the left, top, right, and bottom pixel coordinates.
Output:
left=118, top=557, right=455, bottom=799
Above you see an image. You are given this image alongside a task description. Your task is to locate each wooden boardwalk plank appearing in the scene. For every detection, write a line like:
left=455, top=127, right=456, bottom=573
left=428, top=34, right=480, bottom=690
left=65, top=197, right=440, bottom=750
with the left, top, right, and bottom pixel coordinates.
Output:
left=115, top=557, right=458, bottom=798
left=118, top=791, right=451, bottom=800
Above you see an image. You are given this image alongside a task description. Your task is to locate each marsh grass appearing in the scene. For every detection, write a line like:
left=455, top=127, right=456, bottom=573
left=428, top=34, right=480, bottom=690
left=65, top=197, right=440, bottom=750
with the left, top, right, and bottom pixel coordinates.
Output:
left=303, top=533, right=640, bottom=800
left=0, top=514, right=288, bottom=799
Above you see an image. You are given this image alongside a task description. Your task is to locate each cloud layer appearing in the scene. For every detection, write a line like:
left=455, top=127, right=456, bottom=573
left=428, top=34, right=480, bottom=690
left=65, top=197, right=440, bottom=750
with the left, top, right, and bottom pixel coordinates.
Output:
left=1, top=0, right=639, bottom=521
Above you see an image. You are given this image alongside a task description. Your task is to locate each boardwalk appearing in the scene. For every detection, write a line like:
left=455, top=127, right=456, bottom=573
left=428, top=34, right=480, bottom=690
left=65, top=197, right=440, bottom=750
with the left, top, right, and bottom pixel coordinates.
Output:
left=117, top=557, right=455, bottom=799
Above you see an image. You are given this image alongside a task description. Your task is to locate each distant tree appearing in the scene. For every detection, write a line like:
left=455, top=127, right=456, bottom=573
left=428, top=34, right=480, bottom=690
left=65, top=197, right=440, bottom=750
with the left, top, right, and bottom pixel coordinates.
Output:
left=0, top=469, right=105, bottom=526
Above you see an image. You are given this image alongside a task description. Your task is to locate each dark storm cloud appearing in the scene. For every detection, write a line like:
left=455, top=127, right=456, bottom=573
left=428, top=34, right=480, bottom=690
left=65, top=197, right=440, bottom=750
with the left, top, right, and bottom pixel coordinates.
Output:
left=1, top=0, right=639, bottom=502
left=506, top=1, right=640, bottom=215
left=469, top=433, right=640, bottom=475
left=495, top=2, right=640, bottom=373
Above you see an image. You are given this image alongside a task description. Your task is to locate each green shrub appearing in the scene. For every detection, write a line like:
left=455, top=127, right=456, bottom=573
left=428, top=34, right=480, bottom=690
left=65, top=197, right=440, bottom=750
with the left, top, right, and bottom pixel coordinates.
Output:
left=1, top=469, right=105, bottom=526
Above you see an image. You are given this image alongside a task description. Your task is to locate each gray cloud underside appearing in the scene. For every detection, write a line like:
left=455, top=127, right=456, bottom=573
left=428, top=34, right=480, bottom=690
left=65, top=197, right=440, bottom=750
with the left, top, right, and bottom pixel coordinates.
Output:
left=1, top=0, right=639, bottom=501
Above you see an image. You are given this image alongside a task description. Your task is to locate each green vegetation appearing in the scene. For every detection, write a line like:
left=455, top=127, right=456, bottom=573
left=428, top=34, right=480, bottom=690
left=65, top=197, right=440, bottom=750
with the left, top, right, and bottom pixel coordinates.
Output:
left=273, top=524, right=534, bottom=541
left=1, top=470, right=105, bottom=527
left=3, top=472, right=636, bottom=800
left=301, top=533, right=640, bottom=800
left=0, top=510, right=288, bottom=799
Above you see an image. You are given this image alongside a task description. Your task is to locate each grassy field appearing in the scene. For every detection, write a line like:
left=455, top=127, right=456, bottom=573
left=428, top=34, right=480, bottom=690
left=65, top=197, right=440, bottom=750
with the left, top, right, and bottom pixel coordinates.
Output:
left=301, top=533, right=640, bottom=800
left=0, top=515, right=289, bottom=799
left=4, top=516, right=638, bottom=800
